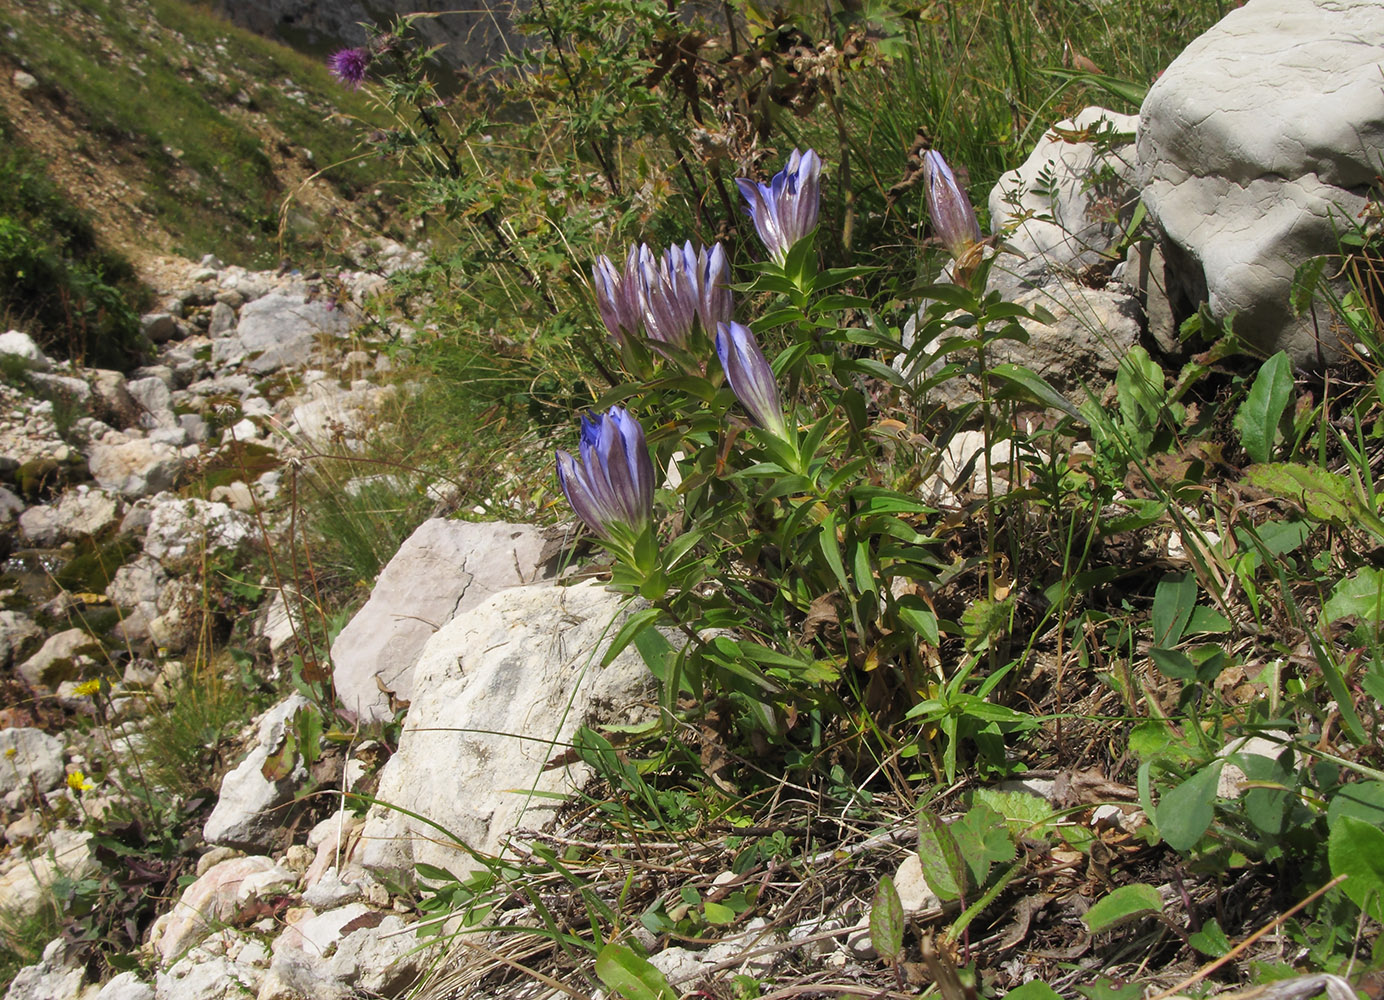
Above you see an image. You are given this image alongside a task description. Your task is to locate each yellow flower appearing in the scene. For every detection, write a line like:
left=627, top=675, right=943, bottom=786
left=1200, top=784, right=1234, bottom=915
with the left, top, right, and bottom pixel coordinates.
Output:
left=4, top=748, right=15, bottom=759
left=73, top=679, right=101, bottom=697
left=66, top=770, right=94, bottom=793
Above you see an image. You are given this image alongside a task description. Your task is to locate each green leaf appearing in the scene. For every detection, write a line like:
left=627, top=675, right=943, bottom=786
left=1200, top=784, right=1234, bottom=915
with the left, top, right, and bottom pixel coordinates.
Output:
left=1082, top=883, right=1163, bottom=932
left=1149, top=646, right=1197, bottom=681
left=1155, top=762, right=1224, bottom=851
left=601, top=607, right=664, bottom=668
left=870, top=875, right=905, bottom=963
left=1323, top=567, right=1384, bottom=624
left=1327, top=782, right=1384, bottom=831
left=1033, top=66, right=1148, bottom=107
left=1234, top=351, right=1293, bottom=463
left=1188, top=917, right=1232, bottom=957
left=989, top=362, right=1083, bottom=420
left=1290, top=256, right=1329, bottom=317
left=971, top=788, right=1057, bottom=836
left=702, top=901, right=737, bottom=925
left=1004, top=982, right=1064, bottom=1000
left=1328, top=815, right=1384, bottom=922
left=1152, top=570, right=1197, bottom=647
left=917, top=808, right=966, bottom=901
left=1246, top=463, right=1384, bottom=536
left=896, top=596, right=940, bottom=646
left=594, top=942, right=679, bottom=1000
left=952, top=802, right=1017, bottom=886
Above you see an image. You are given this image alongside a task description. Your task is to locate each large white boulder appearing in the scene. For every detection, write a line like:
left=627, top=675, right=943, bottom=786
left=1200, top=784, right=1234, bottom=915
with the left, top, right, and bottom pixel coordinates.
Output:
left=1137, top=0, right=1384, bottom=363
left=203, top=696, right=312, bottom=850
left=331, top=519, right=559, bottom=722
left=990, top=106, right=1139, bottom=282
left=355, top=580, right=657, bottom=879
left=219, top=291, right=354, bottom=374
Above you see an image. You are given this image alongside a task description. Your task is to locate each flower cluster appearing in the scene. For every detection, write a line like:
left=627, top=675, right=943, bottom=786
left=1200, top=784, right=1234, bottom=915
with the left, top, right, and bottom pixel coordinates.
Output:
left=328, top=47, right=372, bottom=89
left=556, top=407, right=655, bottom=554
left=593, top=242, right=732, bottom=353
left=560, top=150, right=829, bottom=553
left=735, top=148, right=822, bottom=264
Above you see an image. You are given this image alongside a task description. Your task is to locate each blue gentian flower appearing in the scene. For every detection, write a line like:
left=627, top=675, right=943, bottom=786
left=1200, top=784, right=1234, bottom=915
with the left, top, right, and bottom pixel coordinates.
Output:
left=922, top=150, right=982, bottom=261
left=735, top=149, right=822, bottom=264
left=592, top=249, right=643, bottom=347
left=594, top=242, right=732, bottom=352
left=556, top=407, right=654, bottom=550
left=715, top=322, right=789, bottom=440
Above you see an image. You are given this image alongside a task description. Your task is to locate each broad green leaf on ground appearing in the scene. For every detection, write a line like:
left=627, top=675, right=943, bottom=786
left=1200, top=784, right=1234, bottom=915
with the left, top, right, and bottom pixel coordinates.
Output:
left=595, top=943, right=678, bottom=1000
left=1005, top=982, right=1063, bottom=1000
left=1188, top=917, right=1232, bottom=957
left=1152, top=570, right=1197, bottom=647
left=870, top=875, right=904, bottom=963
left=1322, top=568, right=1384, bottom=624
left=1246, top=463, right=1384, bottom=536
left=1083, top=883, right=1163, bottom=932
left=1155, top=761, right=1224, bottom=851
left=702, top=901, right=736, bottom=925
left=1328, top=815, right=1384, bottom=922
left=951, top=802, right=1017, bottom=887
left=1327, top=782, right=1384, bottom=831
left=917, top=808, right=966, bottom=901
left=972, top=788, right=1057, bottom=836
left=1234, top=351, right=1293, bottom=463
left=1076, top=979, right=1146, bottom=1000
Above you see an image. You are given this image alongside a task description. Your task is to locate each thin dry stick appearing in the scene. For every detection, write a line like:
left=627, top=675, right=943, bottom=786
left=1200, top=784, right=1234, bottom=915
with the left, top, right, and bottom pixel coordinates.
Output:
left=1146, top=874, right=1348, bottom=1000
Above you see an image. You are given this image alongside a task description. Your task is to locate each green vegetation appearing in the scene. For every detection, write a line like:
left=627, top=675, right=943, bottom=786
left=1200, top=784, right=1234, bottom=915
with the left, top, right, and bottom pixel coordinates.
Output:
left=325, top=0, right=1384, bottom=995
left=6, top=0, right=1382, bottom=992
left=0, top=121, right=145, bottom=367
left=0, top=0, right=390, bottom=267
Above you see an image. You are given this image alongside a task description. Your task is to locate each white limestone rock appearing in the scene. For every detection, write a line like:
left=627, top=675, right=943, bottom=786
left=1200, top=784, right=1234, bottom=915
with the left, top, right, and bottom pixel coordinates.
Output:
left=0, top=728, right=64, bottom=807
left=17, top=628, right=100, bottom=692
left=355, top=580, right=657, bottom=879
left=86, top=435, right=184, bottom=498
left=990, top=106, right=1139, bottom=281
left=148, top=855, right=295, bottom=964
left=203, top=696, right=311, bottom=850
left=0, top=830, right=96, bottom=922
left=221, top=291, right=354, bottom=374
left=0, top=331, right=50, bottom=372
left=94, top=972, right=154, bottom=1000
left=3, top=938, right=95, bottom=1000
left=1137, top=0, right=1384, bottom=364
left=142, top=498, right=256, bottom=572
left=330, top=519, right=559, bottom=722
left=0, top=612, right=43, bottom=668
left=259, top=903, right=431, bottom=1000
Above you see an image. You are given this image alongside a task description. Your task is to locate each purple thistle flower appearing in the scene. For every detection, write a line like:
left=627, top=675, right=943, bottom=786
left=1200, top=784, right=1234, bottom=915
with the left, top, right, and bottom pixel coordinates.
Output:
left=922, top=150, right=982, bottom=261
left=328, top=47, right=372, bottom=89
left=716, top=322, right=788, bottom=439
left=735, top=148, right=822, bottom=264
left=556, top=406, right=654, bottom=549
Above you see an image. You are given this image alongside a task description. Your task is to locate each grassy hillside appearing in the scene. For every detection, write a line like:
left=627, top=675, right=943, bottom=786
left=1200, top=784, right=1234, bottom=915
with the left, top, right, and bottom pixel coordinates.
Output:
left=0, top=0, right=397, bottom=269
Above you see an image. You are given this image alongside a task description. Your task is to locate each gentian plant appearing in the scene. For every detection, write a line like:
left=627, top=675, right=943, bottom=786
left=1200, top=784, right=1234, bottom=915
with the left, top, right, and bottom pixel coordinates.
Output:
left=557, top=147, right=1058, bottom=775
